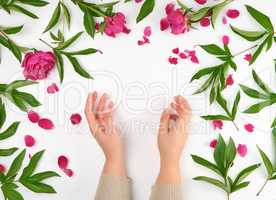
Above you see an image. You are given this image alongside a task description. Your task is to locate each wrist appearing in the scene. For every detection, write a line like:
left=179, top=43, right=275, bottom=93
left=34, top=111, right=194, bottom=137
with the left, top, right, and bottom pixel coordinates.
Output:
left=103, top=156, right=127, bottom=177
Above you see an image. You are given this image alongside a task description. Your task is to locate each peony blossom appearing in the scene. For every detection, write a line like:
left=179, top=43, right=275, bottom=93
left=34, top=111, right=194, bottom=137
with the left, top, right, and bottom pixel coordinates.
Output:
left=22, top=51, right=56, bottom=80
left=104, top=12, right=130, bottom=37
left=160, top=3, right=190, bottom=35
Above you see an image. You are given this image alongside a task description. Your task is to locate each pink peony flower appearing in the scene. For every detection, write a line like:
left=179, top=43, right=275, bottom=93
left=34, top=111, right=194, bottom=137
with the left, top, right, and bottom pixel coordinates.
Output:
left=244, top=123, right=254, bottom=132
left=226, top=9, right=240, bottom=19
left=0, top=164, right=6, bottom=173
left=28, top=110, right=40, bottom=123
left=226, top=74, right=234, bottom=86
left=24, top=135, right=35, bottom=147
left=222, top=35, right=230, bottom=45
left=58, top=155, right=69, bottom=169
left=244, top=54, right=252, bottom=62
left=70, top=113, right=82, bottom=125
left=212, top=120, right=223, bottom=130
left=195, top=0, right=207, bottom=5
left=200, top=17, right=210, bottom=27
left=209, top=139, right=218, bottom=148
left=104, top=12, right=130, bottom=37
left=237, top=144, right=247, bottom=157
left=168, top=57, right=178, bottom=65
left=22, top=51, right=56, bottom=81
left=38, top=118, right=54, bottom=130
left=160, top=4, right=189, bottom=35
left=47, top=83, right=59, bottom=94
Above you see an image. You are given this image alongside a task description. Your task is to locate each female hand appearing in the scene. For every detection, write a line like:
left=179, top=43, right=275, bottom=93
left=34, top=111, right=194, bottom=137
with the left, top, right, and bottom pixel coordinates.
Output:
left=85, top=92, right=127, bottom=177
left=156, top=95, right=191, bottom=184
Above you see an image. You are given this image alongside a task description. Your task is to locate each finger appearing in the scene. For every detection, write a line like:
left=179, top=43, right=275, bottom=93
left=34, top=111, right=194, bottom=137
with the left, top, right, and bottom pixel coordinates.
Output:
left=85, top=93, right=96, bottom=122
left=96, top=93, right=108, bottom=118
left=91, top=91, right=98, bottom=111
left=171, top=102, right=185, bottom=118
left=174, top=95, right=192, bottom=112
left=159, top=108, right=170, bottom=135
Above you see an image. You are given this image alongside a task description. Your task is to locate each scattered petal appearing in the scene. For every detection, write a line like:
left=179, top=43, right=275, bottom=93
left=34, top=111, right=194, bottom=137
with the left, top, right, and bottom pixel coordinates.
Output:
left=244, top=54, right=252, bottom=62
left=47, top=83, right=59, bottom=94
left=222, top=16, right=227, bottom=25
left=226, top=74, right=234, bottom=86
left=144, top=26, right=152, bottom=37
left=38, top=118, right=54, bottom=130
left=209, top=139, right=218, bottom=148
left=24, top=135, right=35, bottom=147
left=70, top=113, right=82, bottom=125
left=135, top=0, right=143, bottom=3
left=195, top=0, right=207, bottom=5
left=226, top=9, right=240, bottom=19
left=168, top=57, right=178, bottom=65
left=138, top=40, right=145, bottom=45
left=244, top=123, right=254, bottom=132
left=0, top=164, right=6, bottom=173
left=237, top=144, right=247, bottom=157
left=58, top=155, right=69, bottom=169
left=160, top=18, right=170, bottom=31
left=222, top=35, right=230, bottom=45
left=200, top=17, right=210, bottom=27
left=28, top=110, right=40, bottom=123
left=63, top=168, right=74, bottom=177
left=212, top=120, right=223, bottom=130
left=143, top=36, right=150, bottom=43
left=179, top=52, right=187, bottom=59
left=172, top=48, right=179, bottom=54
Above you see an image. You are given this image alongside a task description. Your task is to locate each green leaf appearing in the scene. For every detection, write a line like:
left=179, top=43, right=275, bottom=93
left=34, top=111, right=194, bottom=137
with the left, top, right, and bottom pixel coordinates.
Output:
left=0, top=122, right=20, bottom=140
left=1, top=187, right=24, bottom=200
left=20, top=181, right=56, bottom=193
left=230, top=25, right=267, bottom=41
left=201, top=115, right=231, bottom=121
left=257, top=146, right=273, bottom=178
left=211, top=1, right=227, bottom=28
left=266, top=35, right=273, bottom=51
left=271, top=117, right=276, bottom=128
left=191, top=155, right=221, bottom=175
left=20, top=150, right=45, bottom=178
left=193, top=176, right=228, bottom=192
left=246, top=5, right=274, bottom=32
left=136, top=0, right=155, bottom=23
left=240, top=84, right=269, bottom=99
left=7, top=149, right=26, bottom=178
left=54, top=50, right=64, bottom=83
left=43, top=2, right=61, bottom=33
left=225, top=137, right=236, bottom=167
left=231, top=91, right=240, bottom=119
left=233, top=163, right=261, bottom=186
left=200, top=44, right=226, bottom=56
left=56, top=32, right=83, bottom=50
left=13, top=91, right=41, bottom=107
left=7, top=39, right=22, bottom=62
left=0, top=99, right=6, bottom=129
left=190, top=7, right=210, bottom=22
left=65, top=55, right=93, bottom=79
left=0, top=147, right=18, bottom=157
left=60, top=2, right=71, bottom=30
left=249, top=40, right=266, bottom=65
left=252, top=70, right=273, bottom=93
left=62, top=48, right=98, bottom=55
left=243, top=100, right=275, bottom=114
left=6, top=80, right=37, bottom=91
left=2, top=25, right=24, bottom=35
left=16, top=0, right=49, bottom=7
left=214, top=135, right=226, bottom=173
left=272, top=128, right=276, bottom=168
left=190, top=66, right=218, bottom=82
left=30, top=171, right=60, bottom=182
left=231, top=182, right=250, bottom=193
left=216, top=92, right=228, bottom=113
left=193, top=75, right=214, bottom=95
left=83, top=9, right=95, bottom=38
left=9, top=4, right=38, bottom=19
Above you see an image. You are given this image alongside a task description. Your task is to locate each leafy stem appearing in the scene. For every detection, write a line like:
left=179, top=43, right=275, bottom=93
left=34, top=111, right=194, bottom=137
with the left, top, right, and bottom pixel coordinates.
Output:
left=232, top=44, right=258, bottom=57
left=39, top=38, right=54, bottom=49
left=257, top=179, right=269, bottom=196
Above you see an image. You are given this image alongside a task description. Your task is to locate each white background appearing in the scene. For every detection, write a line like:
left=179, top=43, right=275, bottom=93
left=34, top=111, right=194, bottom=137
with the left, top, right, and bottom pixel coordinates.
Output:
left=1, top=0, right=276, bottom=199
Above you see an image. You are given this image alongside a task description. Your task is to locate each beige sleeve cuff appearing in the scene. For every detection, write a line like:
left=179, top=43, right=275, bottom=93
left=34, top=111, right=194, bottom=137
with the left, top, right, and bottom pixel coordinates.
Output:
left=95, top=174, right=132, bottom=200
left=150, top=184, right=183, bottom=200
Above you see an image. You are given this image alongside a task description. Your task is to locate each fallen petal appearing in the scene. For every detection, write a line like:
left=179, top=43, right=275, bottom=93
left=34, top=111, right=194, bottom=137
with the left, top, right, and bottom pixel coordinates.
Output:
left=226, top=74, right=234, bottom=86
left=63, top=168, right=74, bottom=177
left=226, top=9, right=240, bottom=19
left=38, top=118, right=54, bottom=130
left=168, top=57, right=178, bottom=65
left=47, top=83, right=59, bottom=94
left=172, top=48, right=179, bottom=54
left=70, top=113, right=82, bottom=125
left=0, top=164, right=6, bottom=173
left=24, top=135, right=35, bottom=147
left=28, top=110, right=40, bottom=123
left=195, top=0, right=207, bottom=5
left=237, top=144, right=247, bottom=157
left=200, top=17, right=210, bottom=27
left=212, top=120, right=223, bottom=130
left=244, top=123, right=254, bottom=132
left=222, top=35, right=230, bottom=45
left=58, top=155, right=69, bottom=169
left=209, top=139, right=218, bottom=148
left=144, top=26, right=152, bottom=37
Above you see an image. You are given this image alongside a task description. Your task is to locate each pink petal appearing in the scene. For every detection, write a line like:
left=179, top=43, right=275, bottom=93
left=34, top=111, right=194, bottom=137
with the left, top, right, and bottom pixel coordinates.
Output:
left=195, top=0, right=207, bottom=5
left=179, top=52, right=187, bottom=59
left=244, top=54, right=252, bottom=62
left=24, top=135, right=35, bottom=147
left=138, top=40, right=145, bottom=45
left=0, top=164, right=6, bottom=173
left=143, top=36, right=150, bottom=43
left=172, top=48, right=179, bottom=54
left=190, top=55, right=199, bottom=64
left=237, top=144, right=247, bottom=157
left=165, top=3, right=175, bottom=15
left=212, top=120, right=223, bottom=130
left=209, top=139, right=218, bottom=148
left=226, top=74, right=234, bottom=86
left=143, top=26, right=152, bottom=37
left=168, top=57, right=178, bottom=65
left=28, top=110, right=40, bottom=123
left=222, top=35, right=230, bottom=45
left=58, top=155, right=69, bottom=169
left=200, top=17, right=210, bottom=27
left=38, top=118, right=54, bottom=130
left=226, top=9, right=240, bottom=19
left=222, top=16, right=228, bottom=25
left=47, top=83, right=59, bottom=94
left=63, top=168, right=74, bottom=177
left=244, top=123, right=254, bottom=132
left=135, top=0, right=143, bottom=3
left=160, top=18, right=169, bottom=31
left=70, top=113, right=82, bottom=125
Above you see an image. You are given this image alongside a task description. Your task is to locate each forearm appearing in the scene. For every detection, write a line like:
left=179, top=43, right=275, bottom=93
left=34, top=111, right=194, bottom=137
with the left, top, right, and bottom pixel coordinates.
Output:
left=103, top=158, right=127, bottom=177
left=156, top=160, right=181, bottom=184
